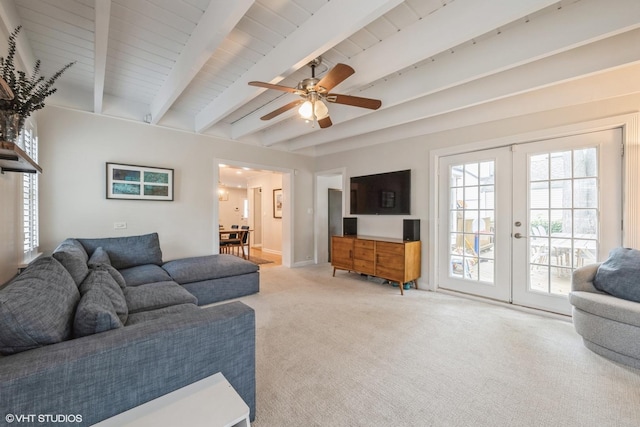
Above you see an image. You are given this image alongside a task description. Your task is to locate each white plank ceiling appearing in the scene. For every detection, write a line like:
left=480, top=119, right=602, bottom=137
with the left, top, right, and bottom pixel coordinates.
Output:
left=1, top=0, right=639, bottom=155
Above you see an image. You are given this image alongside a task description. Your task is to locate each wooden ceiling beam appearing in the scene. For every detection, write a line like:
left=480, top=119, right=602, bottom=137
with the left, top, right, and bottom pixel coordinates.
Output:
left=93, top=0, right=111, bottom=114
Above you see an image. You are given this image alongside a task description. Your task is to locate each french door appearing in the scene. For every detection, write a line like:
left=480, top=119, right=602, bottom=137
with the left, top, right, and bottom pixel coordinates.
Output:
left=438, top=129, right=622, bottom=315
left=438, top=147, right=512, bottom=301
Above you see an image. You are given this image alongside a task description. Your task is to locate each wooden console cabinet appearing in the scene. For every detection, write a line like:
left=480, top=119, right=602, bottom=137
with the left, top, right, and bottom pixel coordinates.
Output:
left=331, top=235, right=421, bottom=295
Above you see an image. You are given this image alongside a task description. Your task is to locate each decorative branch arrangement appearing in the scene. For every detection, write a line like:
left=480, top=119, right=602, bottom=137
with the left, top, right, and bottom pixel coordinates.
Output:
left=0, top=26, right=74, bottom=120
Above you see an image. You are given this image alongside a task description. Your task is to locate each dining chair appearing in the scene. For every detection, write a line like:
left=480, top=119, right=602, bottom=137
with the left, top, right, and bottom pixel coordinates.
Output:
left=223, top=229, right=248, bottom=259
left=239, top=226, right=250, bottom=257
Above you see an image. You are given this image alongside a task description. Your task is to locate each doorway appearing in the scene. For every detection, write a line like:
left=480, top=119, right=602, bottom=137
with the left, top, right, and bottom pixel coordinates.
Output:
left=216, top=161, right=290, bottom=266
left=315, top=170, right=345, bottom=264
left=437, top=128, right=622, bottom=315
left=252, top=187, right=263, bottom=248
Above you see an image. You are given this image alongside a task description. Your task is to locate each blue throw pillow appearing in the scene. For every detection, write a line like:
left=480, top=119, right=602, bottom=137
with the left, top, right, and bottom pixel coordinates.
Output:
left=593, top=247, right=640, bottom=303
left=52, top=238, right=89, bottom=286
left=74, top=287, right=123, bottom=337
left=87, top=246, right=111, bottom=266
left=79, top=269, right=128, bottom=324
left=0, top=257, right=79, bottom=355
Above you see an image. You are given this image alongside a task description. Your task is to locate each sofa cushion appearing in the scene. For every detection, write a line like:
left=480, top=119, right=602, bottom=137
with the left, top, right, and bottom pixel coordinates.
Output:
left=74, top=286, right=124, bottom=337
left=78, top=233, right=163, bottom=270
left=0, top=257, right=79, bottom=355
left=52, top=238, right=89, bottom=286
left=79, top=269, right=128, bottom=324
left=162, top=254, right=259, bottom=284
left=124, top=281, right=198, bottom=313
left=594, top=247, right=640, bottom=303
left=119, top=264, right=173, bottom=287
left=125, top=303, right=199, bottom=326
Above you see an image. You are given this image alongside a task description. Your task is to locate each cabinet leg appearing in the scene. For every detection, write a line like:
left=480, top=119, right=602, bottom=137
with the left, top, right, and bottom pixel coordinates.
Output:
left=413, top=280, right=418, bottom=290
left=332, top=267, right=336, bottom=277
left=399, top=283, right=404, bottom=296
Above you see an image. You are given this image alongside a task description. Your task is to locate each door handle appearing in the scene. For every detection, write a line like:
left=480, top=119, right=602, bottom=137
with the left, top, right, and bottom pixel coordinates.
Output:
left=513, top=232, right=527, bottom=239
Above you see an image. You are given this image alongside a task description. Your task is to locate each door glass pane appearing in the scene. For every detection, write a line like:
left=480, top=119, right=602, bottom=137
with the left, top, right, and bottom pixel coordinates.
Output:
left=530, top=154, right=548, bottom=181
left=527, top=147, right=599, bottom=296
left=574, top=148, right=597, bottom=177
left=530, top=182, right=549, bottom=209
left=449, top=161, right=496, bottom=284
left=550, top=151, right=572, bottom=179
left=550, top=180, right=572, bottom=208
left=574, top=178, right=597, bottom=208
left=480, top=161, right=494, bottom=184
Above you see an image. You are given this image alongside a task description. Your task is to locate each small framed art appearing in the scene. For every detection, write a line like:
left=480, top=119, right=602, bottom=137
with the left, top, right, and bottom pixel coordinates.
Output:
left=273, top=188, right=283, bottom=218
left=106, top=163, right=174, bottom=201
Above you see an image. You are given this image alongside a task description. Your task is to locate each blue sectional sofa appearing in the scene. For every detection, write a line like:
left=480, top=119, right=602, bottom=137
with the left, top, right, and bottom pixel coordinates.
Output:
left=0, top=233, right=259, bottom=425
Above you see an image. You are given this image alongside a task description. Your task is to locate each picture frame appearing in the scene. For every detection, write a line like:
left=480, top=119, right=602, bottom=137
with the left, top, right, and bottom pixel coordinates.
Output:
left=106, top=163, right=174, bottom=201
left=273, top=188, right=283, bottom=218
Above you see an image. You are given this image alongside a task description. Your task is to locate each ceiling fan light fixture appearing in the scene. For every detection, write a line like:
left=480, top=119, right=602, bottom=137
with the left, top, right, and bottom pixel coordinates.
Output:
left=299, top=99, right=329, bottom=121
left=314, top=100, right=329, bottom=119
left=298, top=100, right=313, bottom=119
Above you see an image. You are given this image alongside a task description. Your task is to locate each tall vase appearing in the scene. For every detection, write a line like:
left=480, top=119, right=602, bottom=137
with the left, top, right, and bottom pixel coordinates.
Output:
left=0, top=111, right=24, bottom=149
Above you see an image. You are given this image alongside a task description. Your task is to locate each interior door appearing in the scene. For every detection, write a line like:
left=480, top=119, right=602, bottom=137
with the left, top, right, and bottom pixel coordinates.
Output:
left=511, top=129, right=622, bottom=315
left=438, top=147, right=513, bottom=301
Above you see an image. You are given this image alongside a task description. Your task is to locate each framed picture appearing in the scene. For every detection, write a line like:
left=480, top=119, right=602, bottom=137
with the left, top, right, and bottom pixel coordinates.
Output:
left=106, top=163, right=174, bottom=201
left=273, top=188, right=283, bottom=218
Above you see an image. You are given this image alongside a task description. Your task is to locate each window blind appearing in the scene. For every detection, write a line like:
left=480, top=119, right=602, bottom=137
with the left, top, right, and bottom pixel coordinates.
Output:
left=22, top=126, right=38, bottom=256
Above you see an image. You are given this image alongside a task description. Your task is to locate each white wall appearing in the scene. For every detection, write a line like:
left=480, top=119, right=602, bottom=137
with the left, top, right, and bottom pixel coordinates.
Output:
left=36, top=106, right=315, bottom=263
left=218, top=187, right=248, bottom=229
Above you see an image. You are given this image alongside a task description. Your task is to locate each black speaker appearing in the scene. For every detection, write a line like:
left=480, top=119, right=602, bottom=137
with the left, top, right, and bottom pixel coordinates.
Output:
left=403, top=219, right=420, bottom=241
left=343, top=217, right=358, bottom=236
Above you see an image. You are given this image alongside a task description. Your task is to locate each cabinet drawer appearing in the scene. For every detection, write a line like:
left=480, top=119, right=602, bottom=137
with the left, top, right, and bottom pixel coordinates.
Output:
left=353, top=259, right=375, bottom=274
left=376, top=241, right=405, bottom=256
left=375, top=265, right=404, bottom=283
left=354, top=239, right=374, bottom=249
left=353, top=247, right=374, bottom=261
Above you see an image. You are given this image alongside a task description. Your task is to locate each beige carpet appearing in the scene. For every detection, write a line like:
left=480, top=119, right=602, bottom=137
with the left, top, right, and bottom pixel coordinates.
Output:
left=239, top=264, right=640, bottom=427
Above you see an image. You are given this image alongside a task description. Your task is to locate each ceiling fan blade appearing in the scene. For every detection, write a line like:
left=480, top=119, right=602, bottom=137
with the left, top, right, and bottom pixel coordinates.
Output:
left=318, top=116, right=332, bottom=129
left=260, top=100, right=304, bottom=121
left=325, top=93, right=382, bottom=110
left=316, top=63, right=354, bottom=92
left=326, top=94, right=381, bottom=110
left=249, top=81, right=299, bottom=94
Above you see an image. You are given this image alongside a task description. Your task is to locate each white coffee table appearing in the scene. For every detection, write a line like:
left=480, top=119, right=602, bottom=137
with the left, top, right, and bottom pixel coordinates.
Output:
left=93, top=372, right=250, bottom=427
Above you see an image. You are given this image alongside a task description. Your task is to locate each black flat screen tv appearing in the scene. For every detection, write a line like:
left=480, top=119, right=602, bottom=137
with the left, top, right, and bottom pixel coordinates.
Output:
left=350, top=169, right=411, bottom=215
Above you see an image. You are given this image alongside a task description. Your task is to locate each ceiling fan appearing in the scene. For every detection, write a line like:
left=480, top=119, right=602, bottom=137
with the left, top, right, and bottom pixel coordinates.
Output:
left=248, top=58, right=381, bottom=129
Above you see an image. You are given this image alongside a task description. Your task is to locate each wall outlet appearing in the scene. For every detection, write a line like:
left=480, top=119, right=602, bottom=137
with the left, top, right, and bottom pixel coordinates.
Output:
left=114, top=222, right=127, bottom=229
